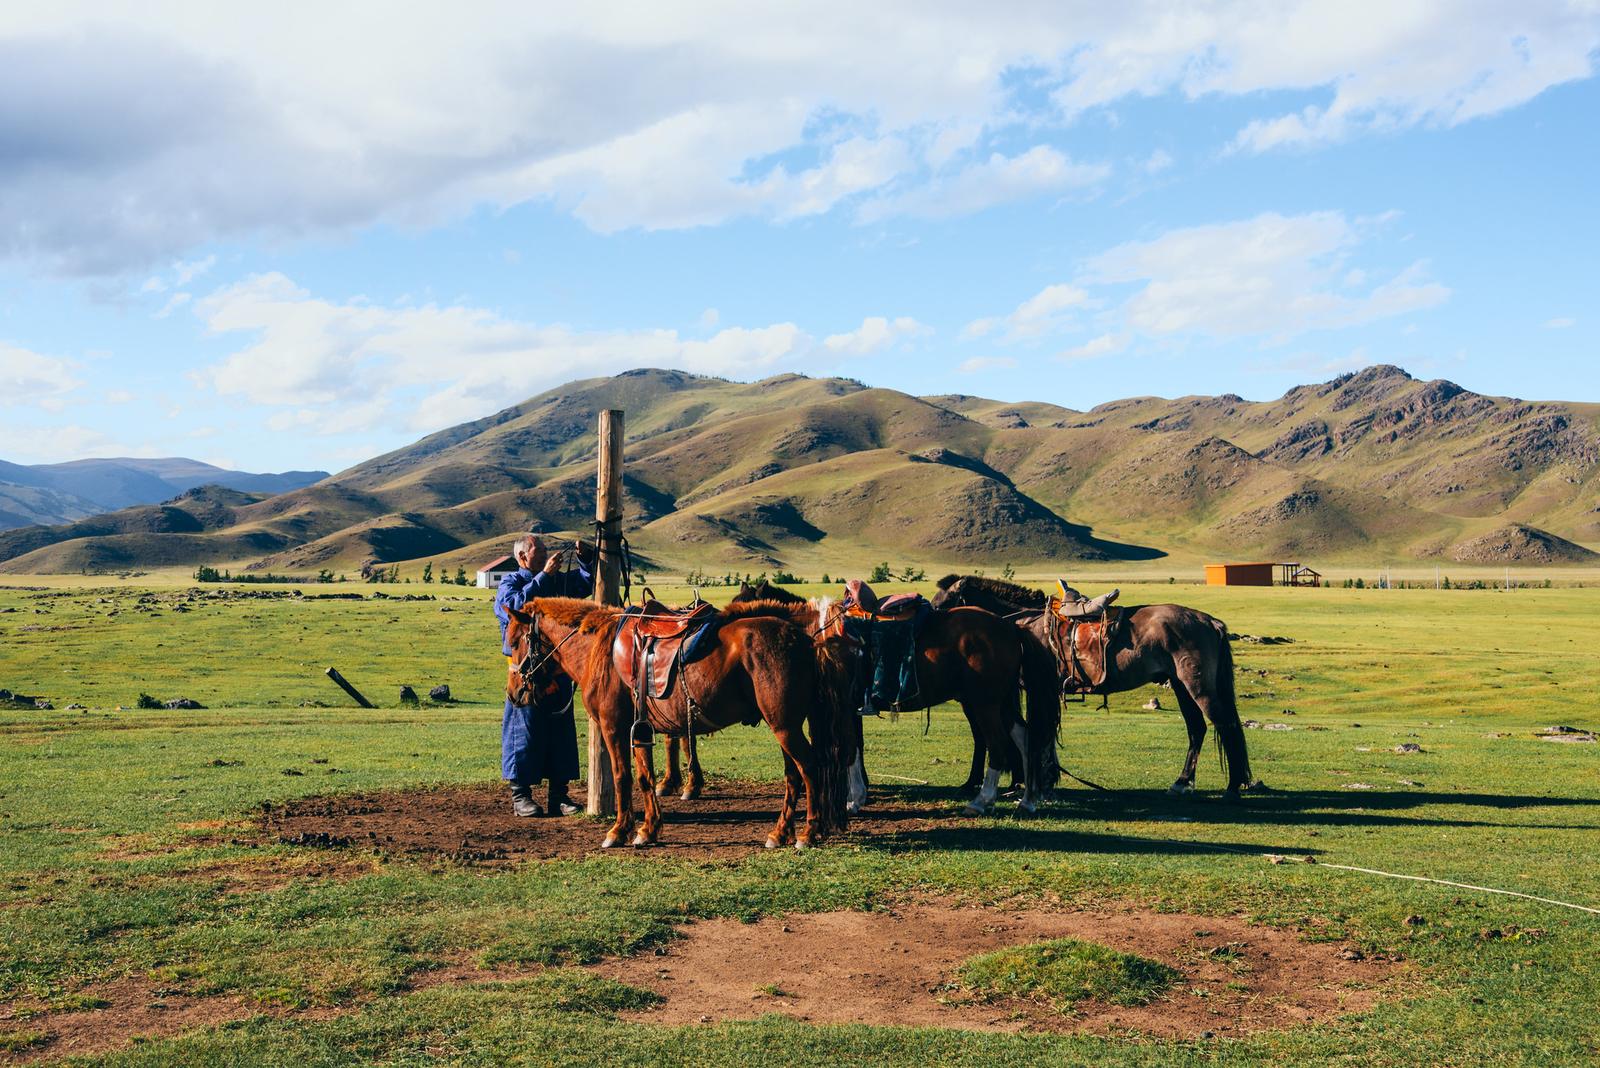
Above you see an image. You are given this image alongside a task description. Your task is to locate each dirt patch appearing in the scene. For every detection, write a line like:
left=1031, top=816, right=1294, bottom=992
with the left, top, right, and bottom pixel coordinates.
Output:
left=596, top=901, right=1399, bottom=1038
left=0, top=959, right=542, bottom=1064
left=0, top=977, right=301, bottom=1064
left=261, top=780, right=947, bottom=863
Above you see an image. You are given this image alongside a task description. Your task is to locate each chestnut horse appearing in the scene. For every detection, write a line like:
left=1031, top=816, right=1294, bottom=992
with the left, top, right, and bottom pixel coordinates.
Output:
left=504, top=597, right=851, bottom=849
left=930, top=575, right=1256, bottom=799
left=700, top=583, right=1060, bottom=816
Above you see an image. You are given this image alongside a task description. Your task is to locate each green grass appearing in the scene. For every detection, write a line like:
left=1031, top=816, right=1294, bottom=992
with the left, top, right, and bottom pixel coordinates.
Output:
left=958, top=938, right=1180, bottom=1011
left=1, top=579, right=1599, bottom=1064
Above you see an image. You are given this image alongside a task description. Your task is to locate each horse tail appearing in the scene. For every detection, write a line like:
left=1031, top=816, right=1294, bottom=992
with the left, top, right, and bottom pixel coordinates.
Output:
left=809, top=637, right=855, bottom=833
left=1021, top=628, right=1061, bottom=792
left=1209, top=620, right=1252, bottom=790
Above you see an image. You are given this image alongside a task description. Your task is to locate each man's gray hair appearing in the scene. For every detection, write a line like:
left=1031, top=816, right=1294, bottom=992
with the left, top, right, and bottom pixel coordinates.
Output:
left=513, top=533, right=542, bottom=561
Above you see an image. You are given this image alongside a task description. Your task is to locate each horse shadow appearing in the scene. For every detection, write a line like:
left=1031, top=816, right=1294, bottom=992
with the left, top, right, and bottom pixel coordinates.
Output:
left=856, top=781, right=1600, bottom=837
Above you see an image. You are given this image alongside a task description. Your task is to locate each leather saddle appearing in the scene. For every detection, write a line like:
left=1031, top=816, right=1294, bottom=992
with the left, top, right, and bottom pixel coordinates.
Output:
left=1052, top=580, right=1119, bottom=619
left=1046, top=597, right=1123, bottom=694
left=613, top=600, right=718, bottom=702
left=842, top=578, right=926, bottom=621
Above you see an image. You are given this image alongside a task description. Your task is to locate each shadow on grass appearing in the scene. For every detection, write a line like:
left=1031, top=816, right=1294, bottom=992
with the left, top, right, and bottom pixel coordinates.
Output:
left=853, top=782, right=1600, bottom=836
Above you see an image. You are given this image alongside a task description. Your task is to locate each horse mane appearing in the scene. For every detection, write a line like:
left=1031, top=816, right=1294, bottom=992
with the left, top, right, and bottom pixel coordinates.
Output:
left=734, top=580, right=806, bottom=605
left=935, top=573, right=961, bottom=590
left=953, top=574, right=1048, bottom=607
left=529, top=596, right=621, bottom=633
left=721, top=599, right=814, bottom=626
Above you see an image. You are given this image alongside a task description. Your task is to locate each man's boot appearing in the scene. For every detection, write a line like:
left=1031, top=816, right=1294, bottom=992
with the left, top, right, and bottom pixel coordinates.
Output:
left=509, top=781, right=542, bottom=818
left=547, top=782, right=580, bottom=817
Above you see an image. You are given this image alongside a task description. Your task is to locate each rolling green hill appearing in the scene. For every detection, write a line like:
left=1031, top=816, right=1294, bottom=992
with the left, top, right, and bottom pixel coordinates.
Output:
left=2, top=366, right=1596, bottom=575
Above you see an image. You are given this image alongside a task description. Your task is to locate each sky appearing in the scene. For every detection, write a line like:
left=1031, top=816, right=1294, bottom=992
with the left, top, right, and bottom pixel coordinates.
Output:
left=1, top=1, right=1596, bottom=474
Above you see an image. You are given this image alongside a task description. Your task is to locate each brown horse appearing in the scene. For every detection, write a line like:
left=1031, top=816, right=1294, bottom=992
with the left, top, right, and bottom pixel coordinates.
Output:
left=930, top=575, right=1256, bottom=799
left=711, top=583, right=1060, bottom=816
left=504, top=597, right=851, bottom=850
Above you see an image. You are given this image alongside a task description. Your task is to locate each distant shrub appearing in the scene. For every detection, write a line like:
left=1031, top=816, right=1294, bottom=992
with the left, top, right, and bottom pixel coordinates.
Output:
left=820, top=573, right=831, bottom=584
left=869, top=562, right=893, bottom=583
left=772, top=571, right=801, bottom=584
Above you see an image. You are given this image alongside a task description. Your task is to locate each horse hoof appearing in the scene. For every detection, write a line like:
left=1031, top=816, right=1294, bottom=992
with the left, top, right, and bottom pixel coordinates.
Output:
left=845, top=801, right=863, bottom=816
left=1168, top=781, right=1195, bottom=796
left=962, top=803, right=985, bottom=817
left=601, top=834, right=620, bottom=849
left=680, top=790, right=696, bottom=802
left=764, top=836, right=781, bottom=849
left=1244, top=779, right=1271, bottom=793
left=794, top=839, right=812, bottom=852
left=1017, top=799, right=1037, bottom=815
left=631, top=832, right=650, bottom=847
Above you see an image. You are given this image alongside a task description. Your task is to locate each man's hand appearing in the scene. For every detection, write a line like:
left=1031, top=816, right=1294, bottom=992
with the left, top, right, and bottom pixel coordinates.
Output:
left=542, top=552, right=564, bottom=575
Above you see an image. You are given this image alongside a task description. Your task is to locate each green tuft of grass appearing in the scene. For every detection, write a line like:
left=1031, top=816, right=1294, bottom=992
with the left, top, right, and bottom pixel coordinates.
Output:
left=959, top=938, right=1180, bottom=1012
left=0, top=1027, right=50, bottom=1053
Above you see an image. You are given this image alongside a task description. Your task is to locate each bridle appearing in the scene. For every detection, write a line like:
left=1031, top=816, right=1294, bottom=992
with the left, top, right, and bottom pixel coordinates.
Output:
left=510, top=604, right=581, bottom=701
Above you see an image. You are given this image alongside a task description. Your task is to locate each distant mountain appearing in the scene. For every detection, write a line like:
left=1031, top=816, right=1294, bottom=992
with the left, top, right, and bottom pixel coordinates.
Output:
left=0, top=457, right=328, bottom=531
left=1, top=367, right=1596, bottom=574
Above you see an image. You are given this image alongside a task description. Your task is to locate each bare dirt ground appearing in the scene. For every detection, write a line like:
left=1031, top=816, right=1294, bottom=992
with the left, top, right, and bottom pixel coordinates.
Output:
left=597, top=901, right=1400, bottom=1037
left=260, top=779, right=947, bottom=861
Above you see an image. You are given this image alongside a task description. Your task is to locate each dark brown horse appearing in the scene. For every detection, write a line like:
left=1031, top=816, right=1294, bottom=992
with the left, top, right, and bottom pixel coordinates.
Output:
left=504, top=597, right=851, bottom=849
left=931, top=575, right=1256, bottom=799
left=711, top=582, right=1060, bottom=815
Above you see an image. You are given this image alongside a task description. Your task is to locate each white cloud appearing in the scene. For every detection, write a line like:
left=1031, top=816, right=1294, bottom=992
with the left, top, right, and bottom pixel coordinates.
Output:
left=172, top=254, right=216, bottom=286
left=0, top=342, right=80, bottom=409
left=699, top=308, right=720, bottom=329
left=822, top=316, right=930, bottom=356
left=196, top=272, right=908, bottom=433
left=1083, top=211, right=1448, bottom=340
left=1544, top=316, right=1576, bottom=328
left=1058, top=333, right=1125, bottom=361
left=4, top=4, right=1591, bottom=271
left=0, top=423, right=142, bottom=462
left=956, top=356, right=1016, bottom=374
left=964, top=210, right=1450, bottom=354
left=858, top=146, right=1108, bottom=222
left=154, top=291, right=192, bottom=318
left=1143, top=148, right=1173, bottom=174
left=104, top=389, right=135, bottom=404
left=963, top=283, right=1092, bottom=343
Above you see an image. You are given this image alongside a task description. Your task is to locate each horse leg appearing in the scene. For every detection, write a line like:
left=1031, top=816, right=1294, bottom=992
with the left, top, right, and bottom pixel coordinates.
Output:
left=599, top=719, right=636, bottom=849
left=769, top=724, right=824, bottom=850
left=1008, top=719, right=1036, bottom=814
left=961, top=701, right=1010, bottom=816
left=845, top=713, right=868, bottom=815
left=766, top=749, right=802, bottom=849
left=657, top=736, right=683, bottom=797
left=682, top=729, right=704, bottom=801
left=1181, top=656, right=1253, bottom=801
left=963, top=713, right=986, bottom=789
left=1169, top=673, right=1207, bottom=797
left=632, top=740, right=663, bottom=846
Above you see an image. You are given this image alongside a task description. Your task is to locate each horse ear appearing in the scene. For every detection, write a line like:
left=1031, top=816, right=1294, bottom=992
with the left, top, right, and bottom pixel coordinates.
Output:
left=507, top=606, right=533, bottom=624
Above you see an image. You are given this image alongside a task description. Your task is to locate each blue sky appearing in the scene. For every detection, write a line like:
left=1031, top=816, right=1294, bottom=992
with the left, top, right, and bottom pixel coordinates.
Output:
left=1, top=3, right=1596, bottom=473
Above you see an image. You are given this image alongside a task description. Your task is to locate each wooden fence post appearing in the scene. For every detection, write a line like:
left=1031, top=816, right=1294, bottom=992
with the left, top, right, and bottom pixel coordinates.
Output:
left=587, top=409, right=623, bottom=816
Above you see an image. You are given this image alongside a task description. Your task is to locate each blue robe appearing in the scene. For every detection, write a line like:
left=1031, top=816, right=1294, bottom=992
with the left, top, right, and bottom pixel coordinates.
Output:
left=494, top=562, right=593, bottom=784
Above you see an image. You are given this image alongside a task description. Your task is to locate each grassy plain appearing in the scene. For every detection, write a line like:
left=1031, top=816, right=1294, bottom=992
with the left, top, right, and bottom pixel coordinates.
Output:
left=1, top=578, right=1598, bottom=1065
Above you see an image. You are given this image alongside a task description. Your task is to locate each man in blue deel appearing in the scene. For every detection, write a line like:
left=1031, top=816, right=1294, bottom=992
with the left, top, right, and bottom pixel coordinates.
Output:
left=493, top=533, right=593, bottom=817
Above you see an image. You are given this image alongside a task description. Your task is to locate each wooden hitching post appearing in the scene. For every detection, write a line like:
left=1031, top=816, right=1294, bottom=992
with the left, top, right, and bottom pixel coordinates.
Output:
left=587, top=409, right=623, bottom=816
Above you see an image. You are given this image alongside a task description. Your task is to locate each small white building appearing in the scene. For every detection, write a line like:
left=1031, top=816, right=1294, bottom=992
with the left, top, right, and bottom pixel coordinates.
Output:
left=476, top=554, right=520, bottom=588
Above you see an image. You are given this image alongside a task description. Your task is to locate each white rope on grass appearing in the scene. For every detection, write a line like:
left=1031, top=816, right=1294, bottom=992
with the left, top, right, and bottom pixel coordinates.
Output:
left=1296, top=860, right=1600, bottom=916
left=874, top=773, right=930, bottom=785
left=1109, top=832, right=1600, bottom=916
